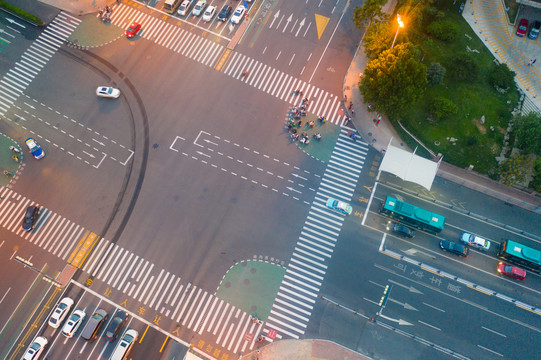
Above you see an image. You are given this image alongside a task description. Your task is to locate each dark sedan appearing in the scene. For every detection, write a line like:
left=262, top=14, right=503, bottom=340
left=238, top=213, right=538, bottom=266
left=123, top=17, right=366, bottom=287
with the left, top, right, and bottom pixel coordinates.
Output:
left=22, top=206, right=40, bottom=231
left=104, top=310, right=128, bottom=342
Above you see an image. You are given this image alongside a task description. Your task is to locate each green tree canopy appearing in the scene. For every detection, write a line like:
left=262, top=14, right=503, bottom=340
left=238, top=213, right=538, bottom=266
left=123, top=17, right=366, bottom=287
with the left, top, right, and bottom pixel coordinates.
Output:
left=363, top=21, right=393, bottom=60
left=353, top=0, right=387, bottom=28
left=360, top=42, right=428, bottom=118
left=514, top=112, right=541, bottom=155
left=427, top=62, right=446, bottom=86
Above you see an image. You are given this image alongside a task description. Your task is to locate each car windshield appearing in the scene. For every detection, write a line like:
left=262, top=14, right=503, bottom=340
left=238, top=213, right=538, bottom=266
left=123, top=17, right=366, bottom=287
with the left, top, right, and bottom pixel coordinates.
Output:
left=123, top=334, right=134, bottom=343
left=71, top=314, right=81, bottom=321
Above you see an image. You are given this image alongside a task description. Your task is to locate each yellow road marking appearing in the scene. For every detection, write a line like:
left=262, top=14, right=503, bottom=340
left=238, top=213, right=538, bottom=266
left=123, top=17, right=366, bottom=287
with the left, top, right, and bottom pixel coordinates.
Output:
left=68, top=231, right=99, bottom=268
left=160, top=336, right=169, bottom=352
left=314, top=14, right=330, bottom=40
left=214, top=48, right=233, bottom=71
left=139, top=324, right=150, bottom=343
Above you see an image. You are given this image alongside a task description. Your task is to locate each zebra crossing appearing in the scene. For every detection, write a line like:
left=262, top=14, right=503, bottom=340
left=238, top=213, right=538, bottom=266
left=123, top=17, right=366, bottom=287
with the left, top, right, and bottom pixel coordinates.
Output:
left=263, top=127, right=369, bottom=340
left=0, top=12, right=81, bottom=116
left=107, top=3, right=347, bottom=124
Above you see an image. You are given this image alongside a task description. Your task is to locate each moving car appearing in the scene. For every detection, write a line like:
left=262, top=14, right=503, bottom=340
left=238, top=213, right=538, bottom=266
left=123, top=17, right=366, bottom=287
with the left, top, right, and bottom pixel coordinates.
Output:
left=202, top=5, right=215, bottom=22
left=110, top=329, right=139, bottom=360
left=22, top=205, right=40, bottom=232
left=22, top=336, right=47, bottom=360
left=126, top=22, right=141, bottom=38
left=25, top=137, right=44, bottom=159
left=96, top=86, right=120, bottom=98
left=529, top=20, right=541, bottom=40
left=104, top=310, right=129, bottom=342
left=48, top=297, right=74, bottom=329
left=439, top=240, right=469, bottom=257
left=177, top=0, right=193, bottom=16
left=497, top=262, right=526, bottom=281
left=387, top=222, right=415, bottom=238
left=517, top=18, right=528, bottom=37
left=62, top=309, right=86, bottom=338
left=230, top=5, right=246, bottom=24
left=460, top=232, right=490, bottom=250
left=217, top=4, right=232, bottom=21
left=326, top=198, right=352, bottom=215
left=192, top=0, right=206, bottom=16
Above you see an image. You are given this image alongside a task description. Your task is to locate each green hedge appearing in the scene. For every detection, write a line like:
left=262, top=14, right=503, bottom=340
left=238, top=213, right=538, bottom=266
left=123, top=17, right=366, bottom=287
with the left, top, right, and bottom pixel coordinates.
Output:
left=0, top=1, right=43, bottom=25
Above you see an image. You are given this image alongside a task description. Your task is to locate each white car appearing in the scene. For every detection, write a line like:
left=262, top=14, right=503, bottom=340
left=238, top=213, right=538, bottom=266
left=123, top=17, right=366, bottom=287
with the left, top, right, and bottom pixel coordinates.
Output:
left=22, top=336, right=47, bottom=360
left=48, top=297, right=74, bottom=328
left=61, top=309, right=86, bottom=338
left=177, top=0, right=192, bottom=16
left=230, top=5, right=245, bottom=24
left=110, top=329, right=139, bottom=359
left=202, top=5, right=215, bottom=22
left=96, top=86, right=120, bottom=98
left=460, top=232, right=491, bottom=250
left=192, top=0, right=206, bottom=16
left=326, top=198, right=352, bottom=215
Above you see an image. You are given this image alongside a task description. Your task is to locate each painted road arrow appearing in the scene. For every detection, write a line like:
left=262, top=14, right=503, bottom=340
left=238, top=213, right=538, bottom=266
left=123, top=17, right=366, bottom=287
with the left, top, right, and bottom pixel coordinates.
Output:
left=388, top=298, right=418, bottom=311
left=295, top=18, right=305, bottom=37
left=388, top=279, right=423, bottom=294
left=269, top=9, right=280, bottom=29
left=7, top=18, right=25, bottom=28
left=282, top=14, right=292, bottom=33
left=379, top=314, right=413, bottom=326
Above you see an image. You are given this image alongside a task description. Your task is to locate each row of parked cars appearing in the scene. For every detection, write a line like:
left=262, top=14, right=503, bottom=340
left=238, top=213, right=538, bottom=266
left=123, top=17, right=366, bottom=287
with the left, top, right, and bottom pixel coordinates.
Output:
left=516, top=18, right=541, bottom=40
left=176, top=0, right=247, bottom=24
left=22, top=298, right=138, bottom=360
left=386, top=224, right=527, bottom=281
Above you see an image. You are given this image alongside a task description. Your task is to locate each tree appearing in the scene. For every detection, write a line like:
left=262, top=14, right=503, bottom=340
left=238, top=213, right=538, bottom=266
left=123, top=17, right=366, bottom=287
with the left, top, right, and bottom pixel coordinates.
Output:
left=353, top=0, right=387, bottom=28
left=426, top=20, right=459, bottom=41
left=360, top=43, right=428, bottom=118
left=432, top=97, right=457, bottom=119
left=513, top=112, right=541, bottom=155
left=427, top=62, right=446, bottom=86
left=363, top=21, right=393, bottom=60
left=498, top=153, right=527, bottom=186
left=488, top=63, right=516, bottom=91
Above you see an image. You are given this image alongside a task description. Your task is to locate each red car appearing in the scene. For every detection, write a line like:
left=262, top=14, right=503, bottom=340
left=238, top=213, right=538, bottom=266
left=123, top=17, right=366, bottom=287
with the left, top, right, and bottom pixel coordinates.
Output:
left=497, top=262, right=526, bottom=281
left=516, top=18, right=528, bottom=37
left=126, top=22, right=141, bottom=38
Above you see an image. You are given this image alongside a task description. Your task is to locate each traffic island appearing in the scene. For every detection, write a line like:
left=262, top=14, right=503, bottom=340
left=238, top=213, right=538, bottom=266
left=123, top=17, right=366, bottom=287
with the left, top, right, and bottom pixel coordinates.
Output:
left=67, top=13, right=124, bottom=49
left=216, top=260, right=285, bottom=321
left=0, top=133, right=23, bottom=187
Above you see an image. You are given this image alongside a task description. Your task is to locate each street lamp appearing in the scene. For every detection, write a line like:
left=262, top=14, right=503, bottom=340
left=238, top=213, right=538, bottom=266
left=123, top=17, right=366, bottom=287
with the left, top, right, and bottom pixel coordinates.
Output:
left=391, top=14, right=404, bottom=49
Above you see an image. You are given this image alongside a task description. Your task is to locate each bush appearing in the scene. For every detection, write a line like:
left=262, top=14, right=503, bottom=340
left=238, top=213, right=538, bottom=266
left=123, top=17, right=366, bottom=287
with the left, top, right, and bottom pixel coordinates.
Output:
left=489, top=63, right=516, bottom=90
left=0, top=1, right=43, bottom=25
left=427, top=62, right=446, bottom=86
left=427, top=20, right=459, bottom=41
left=514, top=112, right=541, bottom=155
left=452, top=53, right=479, bottom=81
left=432, top=97, right=457, bottom=119
left=529, top=158, right=541, bottom=192
left=498, top=153, right=527, bottom=186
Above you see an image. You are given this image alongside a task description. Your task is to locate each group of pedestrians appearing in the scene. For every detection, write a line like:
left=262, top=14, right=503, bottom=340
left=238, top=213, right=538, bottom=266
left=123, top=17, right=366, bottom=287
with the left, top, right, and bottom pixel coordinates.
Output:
left=285, top=93, right=323, bottom=144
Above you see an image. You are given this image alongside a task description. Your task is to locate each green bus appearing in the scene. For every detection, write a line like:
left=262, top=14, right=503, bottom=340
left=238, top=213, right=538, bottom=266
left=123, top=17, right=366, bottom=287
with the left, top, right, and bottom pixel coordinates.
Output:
left=379, top=196, right=445, bottom=234
left=497, top=240, right=541, bottom=273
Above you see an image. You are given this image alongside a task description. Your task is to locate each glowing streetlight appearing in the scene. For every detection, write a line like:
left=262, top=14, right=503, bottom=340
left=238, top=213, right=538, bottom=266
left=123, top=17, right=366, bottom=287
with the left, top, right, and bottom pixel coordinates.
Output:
left=391, top=14, right=404, bottom=49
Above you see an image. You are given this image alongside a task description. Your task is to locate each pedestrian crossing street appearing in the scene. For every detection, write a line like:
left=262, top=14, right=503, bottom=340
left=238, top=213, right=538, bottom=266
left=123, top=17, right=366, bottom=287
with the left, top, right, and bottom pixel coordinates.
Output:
left=107, top=3, right=347, bottom=125
left=0, top=12, right=81, bottom=116
left=263, top=127, right=369, bottom=340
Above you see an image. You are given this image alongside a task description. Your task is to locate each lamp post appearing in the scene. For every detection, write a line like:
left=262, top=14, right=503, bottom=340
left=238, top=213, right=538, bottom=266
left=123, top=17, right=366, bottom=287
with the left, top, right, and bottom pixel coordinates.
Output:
left=391, top=14, right=404, bottom=49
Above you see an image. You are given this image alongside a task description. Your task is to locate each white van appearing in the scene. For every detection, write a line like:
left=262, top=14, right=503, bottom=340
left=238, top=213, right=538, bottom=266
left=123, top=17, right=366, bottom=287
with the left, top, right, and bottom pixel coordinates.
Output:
left=110, top=329, right=138, bottom=360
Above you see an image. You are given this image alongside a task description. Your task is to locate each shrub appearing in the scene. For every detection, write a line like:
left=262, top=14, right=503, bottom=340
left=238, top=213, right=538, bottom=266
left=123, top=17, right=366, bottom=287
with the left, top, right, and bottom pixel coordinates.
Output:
left=489, top=63, right=516, bottom=90
left=497, top=153, right=527, bottom=186
left=432, top=97, right=457, bottom=119
left=529, top=158, right=541, bottom=192
left=452, top=53, right=478, bottom=81
left=514, top=112, right=541, bottom=155
left=0, top=1, right=43, bottom=25
left=426, top=20, right=459, bottom=41
left=427, top=62, right=446, bottom=86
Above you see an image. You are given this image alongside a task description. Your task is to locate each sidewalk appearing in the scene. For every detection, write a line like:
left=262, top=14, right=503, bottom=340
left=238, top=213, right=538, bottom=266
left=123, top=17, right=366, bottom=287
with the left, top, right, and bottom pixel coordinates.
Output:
left=343, top=0, right=541, bottom=215
left=240, top=339, right=373, bottom=360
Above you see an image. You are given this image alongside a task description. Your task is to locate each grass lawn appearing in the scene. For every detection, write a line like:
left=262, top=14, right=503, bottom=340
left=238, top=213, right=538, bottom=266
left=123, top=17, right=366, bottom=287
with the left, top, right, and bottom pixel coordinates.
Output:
left=397, top=1, right=519, bottom=174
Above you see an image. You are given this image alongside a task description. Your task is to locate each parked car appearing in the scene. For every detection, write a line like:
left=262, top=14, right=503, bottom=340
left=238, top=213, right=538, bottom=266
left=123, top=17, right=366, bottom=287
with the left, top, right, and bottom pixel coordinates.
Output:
left=387, top=222, right=415, bottom=238
left=202, top=5, right=215, bottom=22
left=517, top=18, right=528, bottom=37
left=126, top=22, right=141, bottom=38
left=22, top=205, right=40, bottom=231
left=460, top=232, right=490, bottom=250
left=217, top=4, right=232, bottom=21
left=529, top=20, right=541, bottom=40
left=326, top=198, right=352, bottom=215
left=231, top=5, right=246, bottom=24
left=439, top=240, right=469, bottom=257
left=25, top=137, right=44, bottom=159
left=192, top=0, right=206, bottom=16
left=96, top=86, right=120, bottom=98
left=62, top=309, right=86, bottom=338
left=110, top=329, right=139, bottom=360
left=178, top=0, right=193, bottom=16
left=104, top=311, right=129, bottom=342
left=48, top=297, right=74, bottom=328
left=80, top=308, right=108, bottom=342
left=22, top=336, right=47, bottom=360
left=497, top=262, right=526, bottom=280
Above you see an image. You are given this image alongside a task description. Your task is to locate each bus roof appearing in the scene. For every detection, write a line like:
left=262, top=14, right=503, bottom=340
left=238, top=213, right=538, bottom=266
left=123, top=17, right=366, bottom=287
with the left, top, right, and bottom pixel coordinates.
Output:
left=505, top=240, right=541, bottom=264
left=383, top=196, right=445, bottom=230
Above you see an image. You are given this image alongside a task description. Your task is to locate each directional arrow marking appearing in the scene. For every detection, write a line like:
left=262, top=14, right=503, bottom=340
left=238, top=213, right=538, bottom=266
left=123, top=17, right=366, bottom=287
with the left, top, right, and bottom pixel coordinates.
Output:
left=388, top=298, right=418, bottom=311
left=269, top=9, right=280, bottom=29
left=388, top=279, right=423, bottom=294
left=7, top=18, right=25, bottom=28
left=282, top=14, right=292, bottom=33
left=295, top=18, right=305, bottom=37
left=379, top=314, right=413, bottom=326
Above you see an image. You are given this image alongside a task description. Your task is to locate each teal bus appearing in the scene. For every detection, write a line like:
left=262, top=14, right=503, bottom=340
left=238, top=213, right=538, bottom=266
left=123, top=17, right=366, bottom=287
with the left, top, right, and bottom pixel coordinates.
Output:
left=497, top=240, right=541, bottom=273
left=379, top=196, right=445, bottom=234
